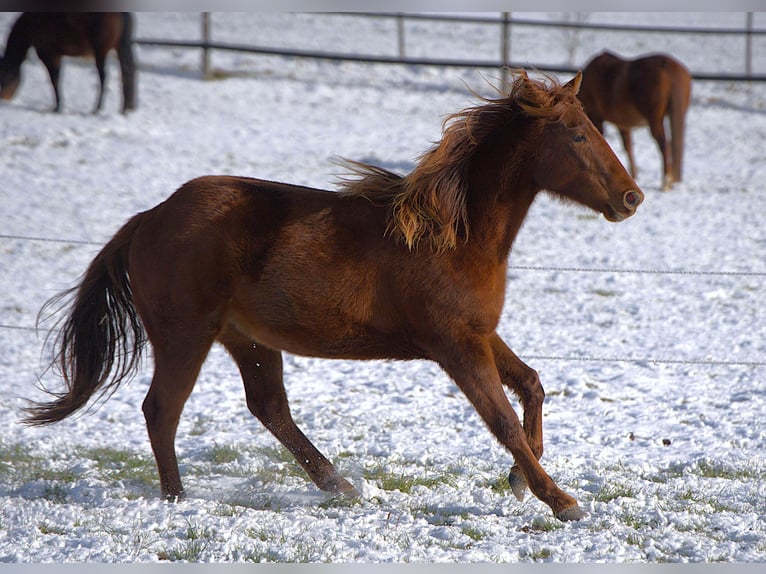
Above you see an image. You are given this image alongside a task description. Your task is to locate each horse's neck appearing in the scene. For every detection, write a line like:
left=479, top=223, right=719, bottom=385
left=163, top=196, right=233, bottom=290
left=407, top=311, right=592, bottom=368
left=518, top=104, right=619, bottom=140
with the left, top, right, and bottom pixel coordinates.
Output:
left=465, top=140, right=539, bottom=263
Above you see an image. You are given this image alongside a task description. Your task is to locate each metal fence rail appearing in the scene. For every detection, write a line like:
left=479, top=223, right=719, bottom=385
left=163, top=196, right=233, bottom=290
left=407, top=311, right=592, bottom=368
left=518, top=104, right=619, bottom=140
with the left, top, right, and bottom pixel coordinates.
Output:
left=134, top=12, right=766, bottom=83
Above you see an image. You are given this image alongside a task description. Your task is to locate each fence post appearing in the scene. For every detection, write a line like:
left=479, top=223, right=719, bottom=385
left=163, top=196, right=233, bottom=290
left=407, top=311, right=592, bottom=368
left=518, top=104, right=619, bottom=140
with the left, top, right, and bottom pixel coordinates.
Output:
left=501, top=12, right=511, bottom=92
left=201, top=12, right=211, bottom=79
left=745, top=12, right=753, bottom=77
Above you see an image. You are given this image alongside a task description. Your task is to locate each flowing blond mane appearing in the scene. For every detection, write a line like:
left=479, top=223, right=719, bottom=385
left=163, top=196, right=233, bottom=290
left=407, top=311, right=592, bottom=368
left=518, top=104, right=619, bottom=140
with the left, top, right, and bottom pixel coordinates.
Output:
left=338, top=71, right=582, bottom=251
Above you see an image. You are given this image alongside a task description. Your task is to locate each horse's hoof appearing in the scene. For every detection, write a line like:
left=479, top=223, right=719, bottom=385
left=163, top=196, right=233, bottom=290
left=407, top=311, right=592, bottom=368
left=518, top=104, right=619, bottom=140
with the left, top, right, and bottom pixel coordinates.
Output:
left=555, top=504, right=586, bottom=522
left=508, top=468, right=528, bottom=502
left=333, top=478, right=360, bottom=498
left=162, top=490, right=185, bottom=503
left=341, top=485, right=360, bottom=498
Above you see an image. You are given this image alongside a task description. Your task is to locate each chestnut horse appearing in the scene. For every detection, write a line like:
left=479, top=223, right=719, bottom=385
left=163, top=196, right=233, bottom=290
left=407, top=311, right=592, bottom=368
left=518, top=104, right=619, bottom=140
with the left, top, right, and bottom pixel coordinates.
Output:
left=0, top=13, right=136, bottom=113
left=578, top=51, right=692, bottom=190
left=25, top=72, right=643, bottom=521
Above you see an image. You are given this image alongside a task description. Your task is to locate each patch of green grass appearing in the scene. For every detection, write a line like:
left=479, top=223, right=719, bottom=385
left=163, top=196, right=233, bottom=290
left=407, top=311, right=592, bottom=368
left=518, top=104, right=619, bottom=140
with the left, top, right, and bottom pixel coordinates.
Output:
left=208, top=443, right=240, bottom=464
left=694, top=459, right=758, bottom=480
left=488, top=473, right=512, bottom=494
left=460, top=524, right=486, bottom=541
left=621, top=510, right=653, bottom=530
left=83, top=446, right=157, bottom=487
left=159, top=521, right=217, bottom=562
left=677, top=487, right=739, bottom=513
left=42, top=484, right=69, bottom=504
left=38, top=521, right=67, bottom=535
left=594, top=482, right=637, bottom=503
left=363, top=463, right=457, bottom=494
left=527, top=547, right=554, bottom=561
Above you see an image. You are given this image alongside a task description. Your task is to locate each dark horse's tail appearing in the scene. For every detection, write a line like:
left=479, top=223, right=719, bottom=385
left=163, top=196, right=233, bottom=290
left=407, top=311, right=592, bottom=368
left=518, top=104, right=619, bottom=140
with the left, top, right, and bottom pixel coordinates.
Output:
left=24, top=214, right=146, bottom=426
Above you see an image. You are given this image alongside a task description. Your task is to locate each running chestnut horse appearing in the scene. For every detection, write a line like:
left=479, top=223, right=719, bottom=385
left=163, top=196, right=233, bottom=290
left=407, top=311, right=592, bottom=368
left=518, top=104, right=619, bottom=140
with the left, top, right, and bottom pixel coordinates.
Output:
left=0, top=13, right=136, bottom=113
left=578, top=51, right=691, bottom=190
left=25, top=72, right=643, bottom=522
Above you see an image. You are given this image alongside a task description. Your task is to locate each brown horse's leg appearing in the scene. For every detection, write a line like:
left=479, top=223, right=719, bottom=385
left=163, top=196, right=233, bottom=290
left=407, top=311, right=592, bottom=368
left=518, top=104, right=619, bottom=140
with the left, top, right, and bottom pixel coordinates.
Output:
left=648, top=114, right=672, bottom=190
left=219, top=328, right=358, bottom=497
left=489, top=334, right=544, bottom=501
left=142, top=334, right=215, bottom=501
left=618, top=128, right=638, bottom=179
left=436, top=336, right=583, bottom=521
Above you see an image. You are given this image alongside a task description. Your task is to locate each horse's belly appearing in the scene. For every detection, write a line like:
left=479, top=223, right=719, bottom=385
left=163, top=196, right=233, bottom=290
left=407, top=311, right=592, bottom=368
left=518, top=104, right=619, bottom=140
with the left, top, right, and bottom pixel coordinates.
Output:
left=225, top=304, right=420, bottom=361
left=610, top=107, right=647, bottom=129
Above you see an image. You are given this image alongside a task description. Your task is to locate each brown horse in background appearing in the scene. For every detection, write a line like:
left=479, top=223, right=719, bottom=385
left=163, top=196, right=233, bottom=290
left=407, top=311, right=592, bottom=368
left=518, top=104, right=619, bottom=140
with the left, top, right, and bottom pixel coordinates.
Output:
left=578, top=51, right=691, bottom=190
left=0, top=13, right=136, bottom=113
left=24, top=71, right=643, bottom=522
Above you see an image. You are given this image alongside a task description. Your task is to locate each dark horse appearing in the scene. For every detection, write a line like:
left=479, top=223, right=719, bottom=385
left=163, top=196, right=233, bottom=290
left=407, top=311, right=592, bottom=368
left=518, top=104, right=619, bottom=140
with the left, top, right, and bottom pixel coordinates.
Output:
left=0, top=13, right=136, bottom=113
left=25, top=72, right=643, bottom=521
left=578, top=51, right=692, bottom=190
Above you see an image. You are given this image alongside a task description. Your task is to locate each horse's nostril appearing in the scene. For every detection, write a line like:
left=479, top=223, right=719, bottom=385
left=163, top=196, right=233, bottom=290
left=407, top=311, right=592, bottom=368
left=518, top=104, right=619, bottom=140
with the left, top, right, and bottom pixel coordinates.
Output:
left=623, top=190, right=643, bottom=209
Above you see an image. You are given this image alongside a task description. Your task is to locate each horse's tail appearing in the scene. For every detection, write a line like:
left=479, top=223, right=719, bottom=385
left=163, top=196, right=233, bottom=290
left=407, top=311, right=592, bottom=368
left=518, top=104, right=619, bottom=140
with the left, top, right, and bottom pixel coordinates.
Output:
left=117, top=12, right=136, bottom=111
left=668, top=66, right=691, bottom=183
left=23, top=214, right=147, bottom=426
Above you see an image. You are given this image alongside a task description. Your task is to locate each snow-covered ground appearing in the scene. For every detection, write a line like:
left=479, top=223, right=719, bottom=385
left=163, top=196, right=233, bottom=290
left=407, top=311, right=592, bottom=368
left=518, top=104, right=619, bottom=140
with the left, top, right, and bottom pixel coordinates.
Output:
left=0, top=12, right=765, bottom=563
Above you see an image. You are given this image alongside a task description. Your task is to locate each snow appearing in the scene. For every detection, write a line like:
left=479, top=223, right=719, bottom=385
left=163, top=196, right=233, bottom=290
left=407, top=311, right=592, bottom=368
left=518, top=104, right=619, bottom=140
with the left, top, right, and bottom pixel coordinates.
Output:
left=0, top=11, right=765, bottom=563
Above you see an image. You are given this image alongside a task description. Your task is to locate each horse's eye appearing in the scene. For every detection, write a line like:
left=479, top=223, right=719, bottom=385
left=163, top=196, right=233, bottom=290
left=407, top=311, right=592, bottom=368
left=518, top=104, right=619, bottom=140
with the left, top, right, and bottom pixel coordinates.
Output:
left=573, top=133, right=587, bottom=143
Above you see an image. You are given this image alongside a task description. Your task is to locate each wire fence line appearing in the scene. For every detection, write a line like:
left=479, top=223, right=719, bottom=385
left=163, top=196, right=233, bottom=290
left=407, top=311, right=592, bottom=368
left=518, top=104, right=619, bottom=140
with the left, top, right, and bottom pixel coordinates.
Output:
left=1, top=321, right=763, bottom=369
left=1, top=232, right=763, bottom=369
left=2, top=232, right=765, bottom=278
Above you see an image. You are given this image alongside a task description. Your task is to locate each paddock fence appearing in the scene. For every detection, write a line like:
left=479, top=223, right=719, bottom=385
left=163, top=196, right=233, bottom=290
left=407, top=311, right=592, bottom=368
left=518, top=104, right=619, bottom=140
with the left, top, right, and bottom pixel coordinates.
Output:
left=1, top=13, right=765, bottom=369
left=133, top=12, right=766, bottom=83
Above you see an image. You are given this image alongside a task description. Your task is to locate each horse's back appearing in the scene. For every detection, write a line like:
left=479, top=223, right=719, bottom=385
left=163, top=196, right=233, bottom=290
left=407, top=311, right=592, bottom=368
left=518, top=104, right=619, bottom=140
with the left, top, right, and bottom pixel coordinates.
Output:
left=17, top=13, right=126, bottom=56
left=127, top=176, right=401, bottom=356
left=581, top=51, right=690, bottom=127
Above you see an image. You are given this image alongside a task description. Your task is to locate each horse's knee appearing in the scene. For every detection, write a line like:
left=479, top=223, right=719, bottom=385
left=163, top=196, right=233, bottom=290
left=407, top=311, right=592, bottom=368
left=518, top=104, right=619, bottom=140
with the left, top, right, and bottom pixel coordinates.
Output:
left=142, top=393, right=160, bottom=430
left=518, top=366, right=544, bottom=409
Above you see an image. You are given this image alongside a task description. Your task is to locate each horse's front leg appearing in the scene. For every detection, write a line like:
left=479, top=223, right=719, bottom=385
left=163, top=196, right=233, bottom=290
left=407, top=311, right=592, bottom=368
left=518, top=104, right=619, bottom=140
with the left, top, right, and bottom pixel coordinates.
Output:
left=489, top=334, right=544, bottom=501
left=38, top=53, right=63, bottom=112
left=435, top=335, right=584, bottom=521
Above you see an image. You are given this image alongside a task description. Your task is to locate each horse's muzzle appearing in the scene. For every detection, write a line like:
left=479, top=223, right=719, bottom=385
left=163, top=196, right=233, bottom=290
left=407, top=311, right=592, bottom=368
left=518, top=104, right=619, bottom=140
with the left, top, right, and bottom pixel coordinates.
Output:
left=604, top=188, right=644, bottom=222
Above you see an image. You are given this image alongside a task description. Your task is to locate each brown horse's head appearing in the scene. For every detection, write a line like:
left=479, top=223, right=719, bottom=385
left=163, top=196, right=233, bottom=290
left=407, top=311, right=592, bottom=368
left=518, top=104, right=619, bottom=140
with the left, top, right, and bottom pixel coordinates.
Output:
left=516, top=71, right=643, bottom=222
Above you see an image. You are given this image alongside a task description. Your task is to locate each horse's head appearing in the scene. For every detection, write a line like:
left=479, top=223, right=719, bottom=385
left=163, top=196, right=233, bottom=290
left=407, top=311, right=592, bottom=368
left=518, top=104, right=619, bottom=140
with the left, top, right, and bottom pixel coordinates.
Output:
left=520, top=71, right=643, bottom=222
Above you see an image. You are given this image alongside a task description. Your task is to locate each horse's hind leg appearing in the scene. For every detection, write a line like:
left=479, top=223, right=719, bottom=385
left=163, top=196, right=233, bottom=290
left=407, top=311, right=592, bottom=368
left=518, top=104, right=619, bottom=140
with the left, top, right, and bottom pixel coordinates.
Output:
left=38, top=53, right=63, bottom=112
left=490, top=334, right=544, bottom=501
left=92, top=51, right=107, bottom=113
left=648, top=112, right=672, bottom=190
left=142, top=336, right=215, bottom=501
left=219, top=328, right=357, bottom=496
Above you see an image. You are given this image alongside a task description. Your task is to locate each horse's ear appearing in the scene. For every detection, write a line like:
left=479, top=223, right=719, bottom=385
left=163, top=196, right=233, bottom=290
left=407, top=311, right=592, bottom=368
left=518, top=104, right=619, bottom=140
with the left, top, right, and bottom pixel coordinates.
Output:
left=565, top=71, right=583, bottom=95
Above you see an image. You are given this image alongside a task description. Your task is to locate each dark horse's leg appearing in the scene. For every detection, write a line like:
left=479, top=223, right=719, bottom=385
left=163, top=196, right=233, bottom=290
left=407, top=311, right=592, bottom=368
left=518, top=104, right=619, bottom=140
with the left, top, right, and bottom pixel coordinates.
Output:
left=219, top=327, right=358, bottom=496
left=116, top=13, right=137, bottom=112
left=489, top=334, right=545, bottom=501
left=37, top=53, right=63, bottom=112
left=92, top=49, right=107, bottom=113
left=434, top=334, right=584, bottom=521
